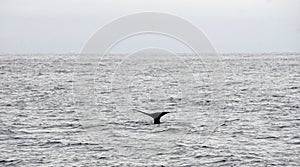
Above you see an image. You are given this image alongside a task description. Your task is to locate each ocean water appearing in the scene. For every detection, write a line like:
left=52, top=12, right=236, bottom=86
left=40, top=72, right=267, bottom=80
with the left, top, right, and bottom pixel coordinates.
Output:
left=0, top=53, right=299, bottom=166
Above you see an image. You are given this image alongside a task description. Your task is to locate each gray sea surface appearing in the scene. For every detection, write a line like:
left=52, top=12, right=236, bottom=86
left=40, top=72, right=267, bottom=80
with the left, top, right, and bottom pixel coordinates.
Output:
left=0, top=53, right=299, bottom=166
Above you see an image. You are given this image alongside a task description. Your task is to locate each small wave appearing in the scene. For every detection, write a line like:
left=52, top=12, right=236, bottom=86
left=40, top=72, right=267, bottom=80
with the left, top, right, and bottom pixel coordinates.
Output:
left=1, top=103, right=13, bottom=107
left=152, top=127, right=179, bottom=133
left=124, top=120, right=152, bottom=125
left=53, top=86, right=65, bottom=90
left=272, top=94, right=285, bottom=98
left=101, top=109, right=111, bottom=112
left=0, top=128, right=15, bottom=135
left=256, top=136, right=279, bottom=140
left=286, top=141, right=300, bottom=145
left=44, top=123, right=81, bottom=129
left=38, top=140, right=63, bottom=146
left=65, top=142, right=99, bottom=147
left=54, top=69, right=71, bottom=73
left=0, top=159, right=22, bottom=165
left=291, top=136, right=300, bottom=139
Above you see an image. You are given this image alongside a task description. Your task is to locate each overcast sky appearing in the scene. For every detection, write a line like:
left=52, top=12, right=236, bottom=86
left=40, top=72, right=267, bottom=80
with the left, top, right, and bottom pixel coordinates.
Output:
left=0, top=0, right=299, bottom=53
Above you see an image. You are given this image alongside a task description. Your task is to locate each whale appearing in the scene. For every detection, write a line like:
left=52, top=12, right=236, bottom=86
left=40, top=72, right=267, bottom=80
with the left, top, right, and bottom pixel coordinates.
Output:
left=133, top=109, right=170, bottom=124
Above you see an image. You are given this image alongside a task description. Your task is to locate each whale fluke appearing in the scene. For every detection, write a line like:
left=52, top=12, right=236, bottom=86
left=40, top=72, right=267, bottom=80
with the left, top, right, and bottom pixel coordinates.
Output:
left=133, top=109, right=170, bottom=124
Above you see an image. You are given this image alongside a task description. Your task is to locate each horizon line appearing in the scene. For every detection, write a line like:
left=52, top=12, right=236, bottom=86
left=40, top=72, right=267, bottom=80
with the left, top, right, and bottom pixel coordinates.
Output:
left=0, top=51, right=300, bottom=55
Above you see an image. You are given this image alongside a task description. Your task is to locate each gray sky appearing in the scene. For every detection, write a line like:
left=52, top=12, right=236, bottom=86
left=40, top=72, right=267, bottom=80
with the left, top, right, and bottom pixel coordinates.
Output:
left=0, top=0, right=299, bottom=53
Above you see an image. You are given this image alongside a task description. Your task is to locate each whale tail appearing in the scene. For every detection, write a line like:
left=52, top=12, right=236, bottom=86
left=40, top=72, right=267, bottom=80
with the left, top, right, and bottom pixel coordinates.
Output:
left=133, top=109, right=170, bottom=124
